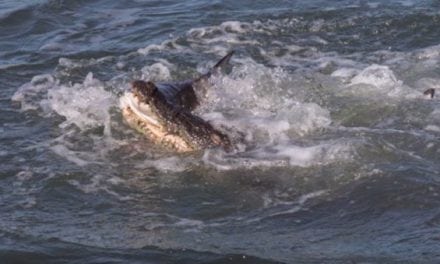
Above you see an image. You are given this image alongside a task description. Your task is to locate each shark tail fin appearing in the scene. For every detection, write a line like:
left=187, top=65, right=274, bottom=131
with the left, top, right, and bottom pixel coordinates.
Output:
left=212, top=50, right=235, bottom=71
left=196, top=51, right=234, bottom=82
left=192, top=51, right=234, bottom=93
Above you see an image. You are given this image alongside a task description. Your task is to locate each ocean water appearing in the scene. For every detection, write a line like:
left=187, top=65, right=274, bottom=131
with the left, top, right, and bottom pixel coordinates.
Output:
left=1, top=0, right=440, bottom=263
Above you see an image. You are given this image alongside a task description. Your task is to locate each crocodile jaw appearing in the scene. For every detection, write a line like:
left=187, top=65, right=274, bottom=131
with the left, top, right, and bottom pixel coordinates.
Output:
left=120, top=92, right=196, bottom=152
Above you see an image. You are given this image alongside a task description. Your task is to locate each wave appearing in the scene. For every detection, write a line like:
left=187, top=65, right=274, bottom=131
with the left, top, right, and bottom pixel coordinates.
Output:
left=11, top=16, right=440, bottom=174
left=5, top=5, right=440, bottom=262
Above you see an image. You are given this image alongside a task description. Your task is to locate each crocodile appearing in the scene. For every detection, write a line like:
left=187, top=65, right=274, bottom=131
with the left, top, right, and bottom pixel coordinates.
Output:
left=120, top=51, right=235, bottom=152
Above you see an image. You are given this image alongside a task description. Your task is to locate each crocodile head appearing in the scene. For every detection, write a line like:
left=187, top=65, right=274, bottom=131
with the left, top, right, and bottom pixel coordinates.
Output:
left=121, top=80, right=232, bottom=153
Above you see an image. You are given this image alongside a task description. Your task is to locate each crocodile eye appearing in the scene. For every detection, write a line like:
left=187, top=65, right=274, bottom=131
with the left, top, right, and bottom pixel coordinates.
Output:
left=132, top=80, right=157, bottom=100
left=132, top=80, right=146, bottom=89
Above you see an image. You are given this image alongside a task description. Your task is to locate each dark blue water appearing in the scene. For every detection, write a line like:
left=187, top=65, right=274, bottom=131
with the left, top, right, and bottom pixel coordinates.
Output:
left=2, top=1, right=440, bottom=263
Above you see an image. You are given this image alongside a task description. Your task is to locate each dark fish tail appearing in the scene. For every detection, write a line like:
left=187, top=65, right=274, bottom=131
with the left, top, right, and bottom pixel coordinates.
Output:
left=196, top=51, right=235, bottom=81
left=424, top=88, right=435, bottom=99
left=212, top=50, right=235, bottom=71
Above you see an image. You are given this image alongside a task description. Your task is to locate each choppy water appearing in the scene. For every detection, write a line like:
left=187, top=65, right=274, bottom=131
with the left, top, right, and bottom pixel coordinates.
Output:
left=1, top=0, right=440, bottom=263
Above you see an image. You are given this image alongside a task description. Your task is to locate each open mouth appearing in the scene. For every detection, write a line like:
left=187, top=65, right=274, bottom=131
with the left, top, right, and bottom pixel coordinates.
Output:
left=120, top=91, right=196, bottom=152
left=120, top=92, right=160, bottom=127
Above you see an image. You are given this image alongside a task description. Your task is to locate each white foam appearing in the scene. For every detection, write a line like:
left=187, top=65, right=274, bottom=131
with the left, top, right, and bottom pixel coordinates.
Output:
left=138, top=20, right=261, bottom=58
left=175, top=218, right=204, bottom=228
left=425, top=108, right=440, bottom=132
left=219, top=21, right=251, bottom=34
left=351, top=64, right=401, bottom=89
left=51, top=144, right=90, bottom=167
left=264, top=190, right=328, bottom=218
left=67, top=173, right=132, bottom=200
left=141, top=61, right=172, bottom=81
left=425, top=125, right=440, bottom=133
left=39, top=42, right=64, bottom=52
left=58, top=57, right=83, bottom=68
left=68, top=174, right=105, bottom=194
left=12, top=70, right=127, bottom=170
left=413, top=45, right=440, bottom=60
left=15, top=170, right=33, bottom=181
left=135, top=156, right=191, bottom=173
left=279, top=103, right=331, bottom=136
left=41, top=72, right=116, bottom=133
left=13, top=72, right=116, bottom=134
left=273, top=141, right=352, bottom=167
left=137, top=43, right=167, bottom=55
left=196, top=62, right=332, bottom=145
left=201, top=139, right=353, bottom=170
left=188, top=21, right=253, bottom=38
left=137, top=40, right=187, bottom=55
left=12, top=74, right=58, bottom=111
left=343, top=64, right=424, bottom=99
left=331, top=68, right=360, bottom=82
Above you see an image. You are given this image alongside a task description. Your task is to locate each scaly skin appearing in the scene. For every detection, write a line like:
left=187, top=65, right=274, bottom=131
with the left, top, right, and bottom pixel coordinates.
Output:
left=122, top=80, right=232, bottom=152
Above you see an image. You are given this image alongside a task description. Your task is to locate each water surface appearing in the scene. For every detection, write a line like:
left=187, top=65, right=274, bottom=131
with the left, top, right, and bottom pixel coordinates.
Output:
left=1, top=0, right=440, bottom=263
